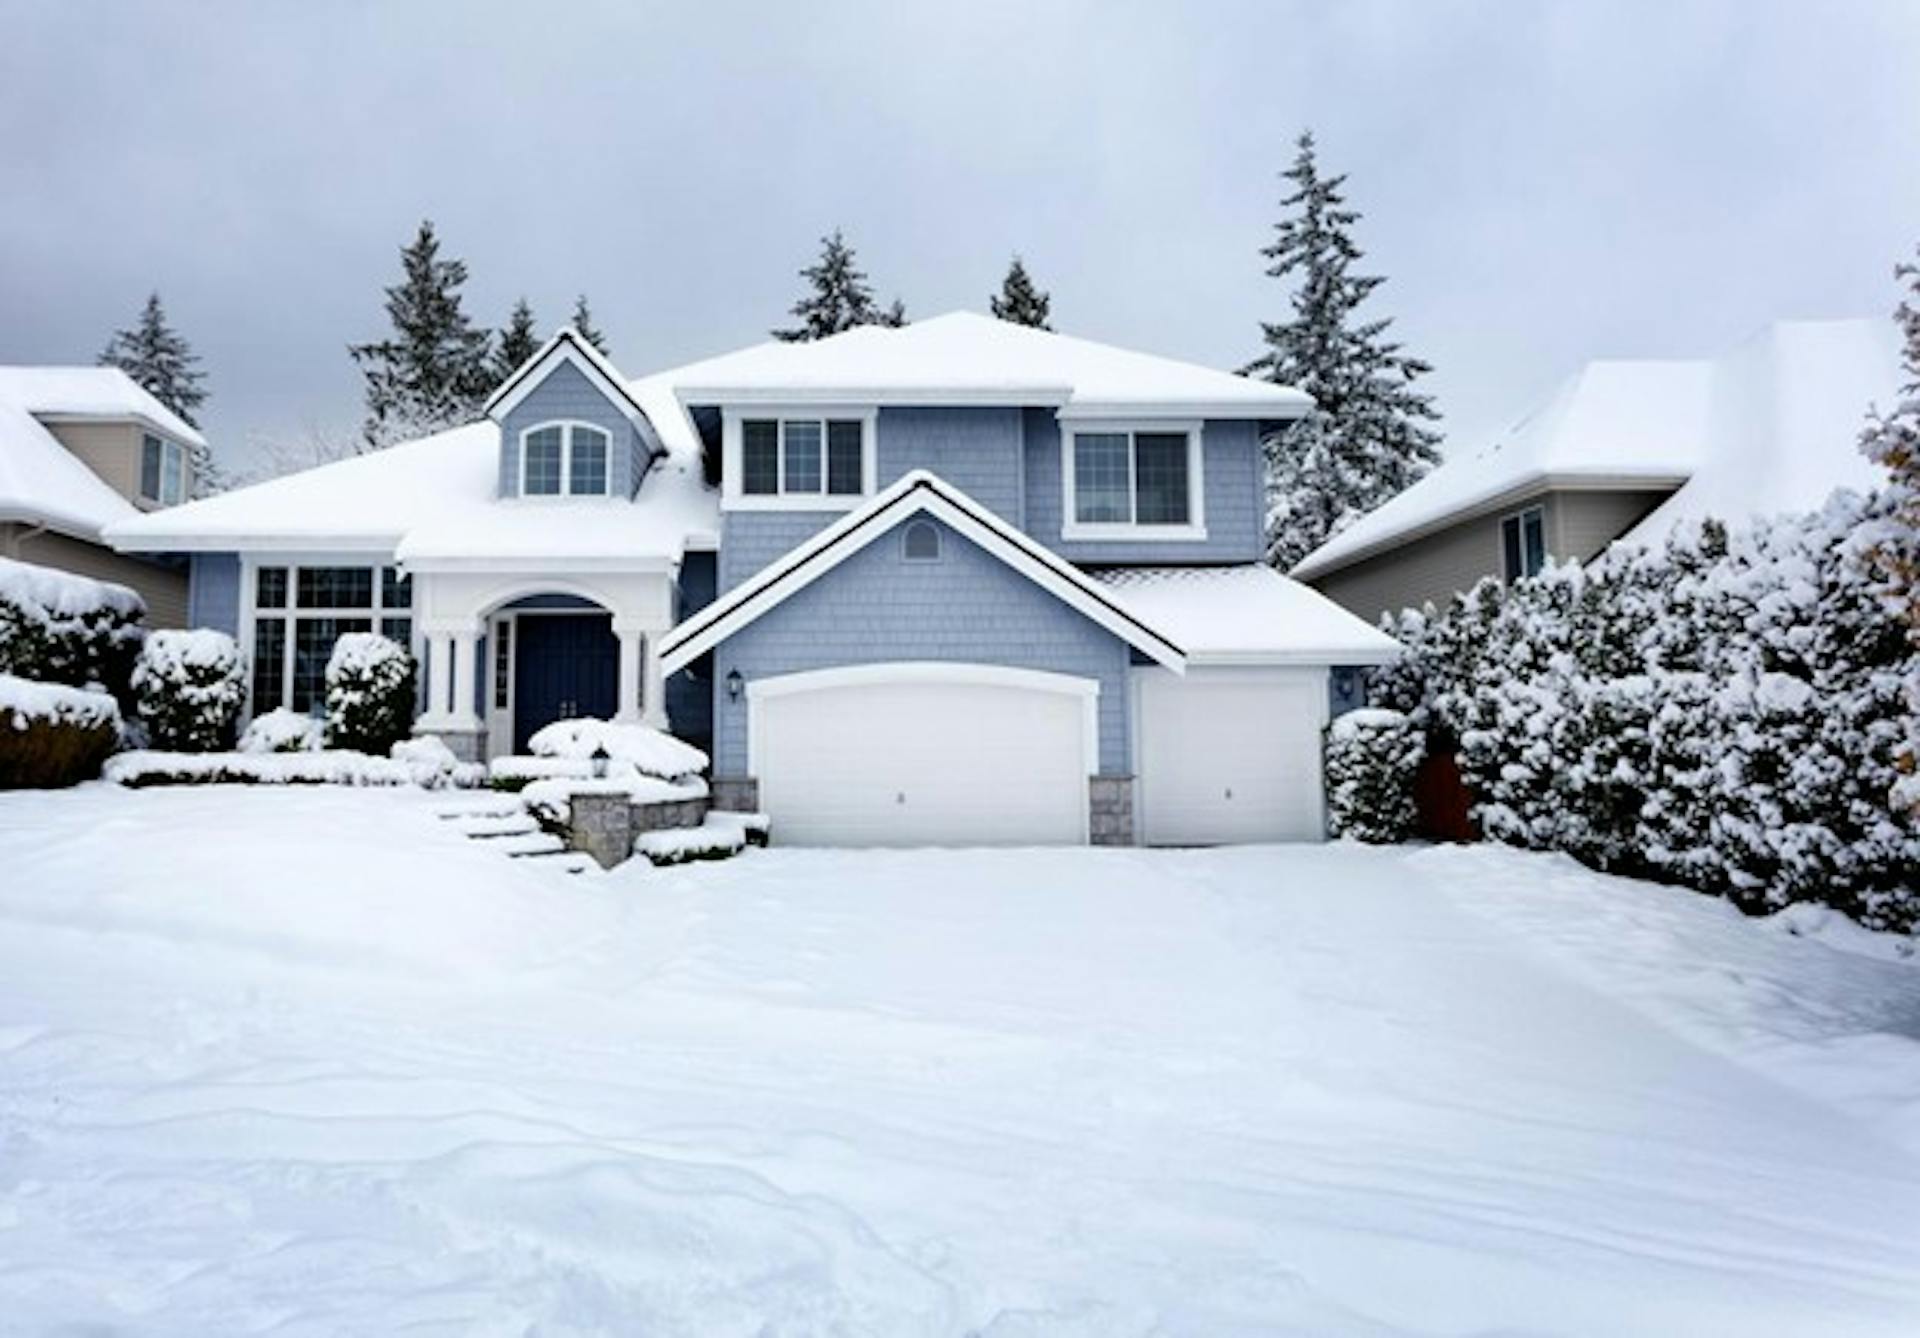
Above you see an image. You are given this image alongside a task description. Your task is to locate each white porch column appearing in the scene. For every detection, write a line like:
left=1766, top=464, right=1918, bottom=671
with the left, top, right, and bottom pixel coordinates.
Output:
left=642, top=636, right=666, bottom=730
left=415, top=622, right=483, bottom=733
left=613, top=625, right=645, bottom=724
left=451, top=630, right=480, bottom=728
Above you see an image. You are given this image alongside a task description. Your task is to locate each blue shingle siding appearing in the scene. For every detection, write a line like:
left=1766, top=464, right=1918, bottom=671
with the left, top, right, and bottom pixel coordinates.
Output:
left=497, top=360, right=650, bottom=499
left=187, top=552, right=240, bottom=635
left=719, top=511, right=836, bottom=591
left=1021, top=410, right=1264, bottom=563
left=711, top=518, right=1132, bottom=778
left=875, top=407, right=1024, bottom=523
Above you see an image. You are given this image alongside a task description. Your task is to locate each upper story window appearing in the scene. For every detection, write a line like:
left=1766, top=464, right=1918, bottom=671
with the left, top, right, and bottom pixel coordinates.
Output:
left=520, top=421, right=613, bottom=497
left=1502, top=505, right=1547, bottom=581
left=140, top=433, right=187, bottom=506
left=724, top=410, right=874, bottom=510
left=1061, top=423, right=1205, bottom=541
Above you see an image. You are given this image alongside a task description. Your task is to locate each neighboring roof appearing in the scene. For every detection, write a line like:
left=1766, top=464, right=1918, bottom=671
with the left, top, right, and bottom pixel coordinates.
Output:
left=669, top=311, right=1312, bottom=419
left=658, top=471, right=1189, bottom=677
left=1292, top=319, right=1903, bottom=580
left=108, top=366, right=721, bottom=564
left=0, top=369, right=161, bottom=541
left=483, top=326, right=655, bottom=431
left=0, top=366, right=207, bottom=447
left=1091, top=565, right=1402, bottom=666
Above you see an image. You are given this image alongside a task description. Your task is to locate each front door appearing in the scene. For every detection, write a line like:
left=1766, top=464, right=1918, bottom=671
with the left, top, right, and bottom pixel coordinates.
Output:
left=512, top=613, right=619, bottom=753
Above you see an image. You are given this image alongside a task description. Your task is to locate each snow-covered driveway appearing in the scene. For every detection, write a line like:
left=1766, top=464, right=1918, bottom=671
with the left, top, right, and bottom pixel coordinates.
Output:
left=2, top=787, right=1918, bottom=1335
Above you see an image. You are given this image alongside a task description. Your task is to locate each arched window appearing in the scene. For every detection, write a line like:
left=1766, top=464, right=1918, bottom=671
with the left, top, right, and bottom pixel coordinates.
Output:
left=520, top=422, right=613, bottom=497
left=903, top=519, right=941, bottom=561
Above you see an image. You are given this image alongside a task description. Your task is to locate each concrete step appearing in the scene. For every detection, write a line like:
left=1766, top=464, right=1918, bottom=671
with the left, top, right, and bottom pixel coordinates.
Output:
left=456, top=813, right=540, bottom=838
left=499, top=832, right=567, bottom=858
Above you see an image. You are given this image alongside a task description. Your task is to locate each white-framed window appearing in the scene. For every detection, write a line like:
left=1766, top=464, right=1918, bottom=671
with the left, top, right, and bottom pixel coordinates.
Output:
left=246, top=562, right=414, bottom=715
left=1501, top=505, right=1547, bottom=581
left=519, top=421, right=614, bottom=497
left=1060, top=421, right=1205, bottom=541
left=140, top=433, right=188, bottom=506
left=722, top=408, right=876, bottom=510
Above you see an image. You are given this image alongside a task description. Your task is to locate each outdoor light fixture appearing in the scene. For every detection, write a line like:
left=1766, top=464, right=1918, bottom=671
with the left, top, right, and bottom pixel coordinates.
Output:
left=590, top=744, right=610, bottom=779
left=726, top=668, right=744, bottom=702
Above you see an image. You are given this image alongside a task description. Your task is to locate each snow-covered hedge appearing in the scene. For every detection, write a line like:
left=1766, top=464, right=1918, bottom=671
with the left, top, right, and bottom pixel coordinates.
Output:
left=106, top=737, right=484, bottom=790
left=239, top=707, right=323, bottom=754
left=1325, top=708, right=1423, bottom=843
left=132, top=629, right=246, bottom=753
left=527, top=718, right=708, bottom=780
left=324, top=633, right=415, bottom=755
left=0, top=672, right=121, bottom=788
left=1379, top=491, right=1920, bottom=929
left=0, top=556, right=145, bottom=698
left=636, top=812, right=769, bottom=866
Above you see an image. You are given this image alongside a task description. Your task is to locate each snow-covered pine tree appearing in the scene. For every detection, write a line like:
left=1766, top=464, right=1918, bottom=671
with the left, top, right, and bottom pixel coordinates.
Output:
left=492, top=297, right=540, bottom=384
left=570, top=295, right=610, bottom=354
left=1247, top=131, right=1442, bottom=570
left=1858, top=245, right=1920, bottom=815
left=990, top=256, right=1052, bottom=329
left=773, top=231, right=905, bottom=341
left=348, top=221, right=493, bottom=449
left=98, top=293, right=224, bottom=496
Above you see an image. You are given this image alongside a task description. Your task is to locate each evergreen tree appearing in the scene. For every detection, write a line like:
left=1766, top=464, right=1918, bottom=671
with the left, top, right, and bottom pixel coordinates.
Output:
left=1858, top=245, right=1920, bottom=814
left=348, top=220, right=493, bottom=448
left=773, top=230, right=905, bottom=340
left=1248, top=131, right=1442, bottom=570
left=570, top=294, right=609, bottom=354
left=990, top=256, right=1052, bottom=329
left=99, top=292, right=223, bottom=496
left=492, top=297, right=540, bottom=384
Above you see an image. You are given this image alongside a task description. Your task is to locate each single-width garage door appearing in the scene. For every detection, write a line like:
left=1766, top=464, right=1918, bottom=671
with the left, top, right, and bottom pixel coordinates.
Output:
left=1135, top=666, right=1328, bottom=845
left=750, top=663, right=1097, bottom=847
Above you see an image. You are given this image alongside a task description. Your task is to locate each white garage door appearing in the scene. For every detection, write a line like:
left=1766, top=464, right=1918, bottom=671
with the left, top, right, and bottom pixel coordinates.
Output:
left=750, top=663, right=1096, bottom=847
left=1135, top=666, right=1328, bottom=845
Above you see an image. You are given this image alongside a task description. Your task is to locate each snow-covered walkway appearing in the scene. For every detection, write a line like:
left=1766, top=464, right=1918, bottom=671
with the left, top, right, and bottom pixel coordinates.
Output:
left=1, top=786, right=1918, bottom=1335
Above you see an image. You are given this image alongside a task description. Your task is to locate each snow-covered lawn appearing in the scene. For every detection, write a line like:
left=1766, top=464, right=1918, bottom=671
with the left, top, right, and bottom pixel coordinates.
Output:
left=3, top=787, right=1919, bottom=1335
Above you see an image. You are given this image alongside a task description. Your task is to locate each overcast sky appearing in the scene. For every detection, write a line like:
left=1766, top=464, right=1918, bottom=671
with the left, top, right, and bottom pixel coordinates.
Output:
left=4, top=1, right=1917, bottom=474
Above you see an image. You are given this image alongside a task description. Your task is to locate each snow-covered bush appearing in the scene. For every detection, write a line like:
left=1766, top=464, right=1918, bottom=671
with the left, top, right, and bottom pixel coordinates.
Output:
left=526, top=717, right=708, bottom=780
left=104, top=739, right=483, bottom=790
left=1379, top=492, right=1920, bottom=929
left=0, top=556, right=145, bottom=698
left=324, top=633, right=415, bottom=755
left=0, top=673, right=121, bottom=788
left=1325, top=708, right=1423, bottom=843
left=132, top=629, right=245, bottom=753
left=238, top=706, right=322, bottom=754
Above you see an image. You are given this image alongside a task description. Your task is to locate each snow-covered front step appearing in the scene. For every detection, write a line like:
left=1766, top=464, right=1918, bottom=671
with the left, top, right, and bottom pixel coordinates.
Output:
left=436, top=801, right=522, bottom=822
left=497, top=832, right=567, bottom=858
left=454, top=813, right=540, bottom=839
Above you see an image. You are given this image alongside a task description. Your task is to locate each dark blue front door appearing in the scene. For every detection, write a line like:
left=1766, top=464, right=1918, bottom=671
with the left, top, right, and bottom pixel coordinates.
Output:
left=513, top=613, right=619, bottom=753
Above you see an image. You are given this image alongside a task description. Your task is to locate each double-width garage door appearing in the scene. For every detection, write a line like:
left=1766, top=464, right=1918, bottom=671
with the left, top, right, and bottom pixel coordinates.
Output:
left=1135, top=666, right=1329, bottom=845
left=751, top=664, right=1096, bottom=847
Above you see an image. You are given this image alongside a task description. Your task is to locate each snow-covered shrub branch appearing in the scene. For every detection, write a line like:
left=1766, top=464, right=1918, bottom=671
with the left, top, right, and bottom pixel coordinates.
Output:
left=1379, top=492, right=1920, bottom=929
left=132, top=630, right=245, bottom=753
left=0, top=556, right=145, bottom=698
left=1325, top=708, right=1423, bottom=843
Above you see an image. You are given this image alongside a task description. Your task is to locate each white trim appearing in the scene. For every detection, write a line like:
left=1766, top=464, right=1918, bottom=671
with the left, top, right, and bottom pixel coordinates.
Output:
left=486, top=334, right=642, bottom=424
left=1057, top=398, right=1309, bottom=421
left=1059, top=420, right=1207, bottom=543
left=745, top=661, right=1101, bottom=782
left=518, top=420, right=614, bottom=498
left=720, top=406, right=878, bottom=511
left=658, top=470, right=1187, bottom=677
left=683, top=384, right=1073, bottom=408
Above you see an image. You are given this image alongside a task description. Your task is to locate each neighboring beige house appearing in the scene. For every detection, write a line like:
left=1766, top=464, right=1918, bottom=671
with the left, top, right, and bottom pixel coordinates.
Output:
left=1293, top=319, right=1905, bottom=626
left=0, top=367, right=205, bottom=625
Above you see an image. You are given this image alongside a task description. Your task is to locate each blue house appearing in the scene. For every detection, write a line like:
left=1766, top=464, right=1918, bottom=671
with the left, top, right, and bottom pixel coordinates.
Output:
left=110, top=313, right=1397, bottom=846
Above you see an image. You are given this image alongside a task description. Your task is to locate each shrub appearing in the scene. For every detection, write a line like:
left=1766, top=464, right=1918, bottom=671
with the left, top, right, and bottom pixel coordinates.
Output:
left=239, top=707, right=322, bottom=754
left=0, top=673, right=120, bottom=788
left=0, top=556, right=145, bottom=699
left=132, top=630, right=245, bottom=753
left=324, top=634, right=415, bottom=755
left=1325, top=708, right=1423, bottom=843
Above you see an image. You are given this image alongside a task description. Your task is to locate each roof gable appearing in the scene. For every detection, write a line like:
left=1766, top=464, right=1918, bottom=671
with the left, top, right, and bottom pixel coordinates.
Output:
left=658, top=470, right=1188, bottom=676
left=486, top=328, right=653, bottom=427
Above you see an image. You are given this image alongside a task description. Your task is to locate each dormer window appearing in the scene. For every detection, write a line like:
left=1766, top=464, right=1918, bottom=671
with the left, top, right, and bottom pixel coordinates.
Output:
left=520, top=421, right=613, bottom=497
left=140, top=433, right=187, bottom=505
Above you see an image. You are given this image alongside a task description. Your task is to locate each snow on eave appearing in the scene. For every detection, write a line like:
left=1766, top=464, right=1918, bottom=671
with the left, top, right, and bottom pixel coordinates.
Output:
left=0, top=366, right=208, bottom=448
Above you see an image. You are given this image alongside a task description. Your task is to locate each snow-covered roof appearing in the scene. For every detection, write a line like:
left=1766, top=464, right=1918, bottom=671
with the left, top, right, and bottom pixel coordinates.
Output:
left=0, top=366, right=206, bottom=446
left=108, top=367, right=721, bottom=565
left=670, top=311, right=1312, bottom=419
left=1091, top=565, right=1402, bottom=665
left=1291, top=319, right=1903, bottom=580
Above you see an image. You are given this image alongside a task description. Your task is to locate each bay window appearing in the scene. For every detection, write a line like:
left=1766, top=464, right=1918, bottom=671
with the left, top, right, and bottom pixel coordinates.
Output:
left=249, top=563, right=413, bottom=714
left=1063, top=423, right=1204, bottom=538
